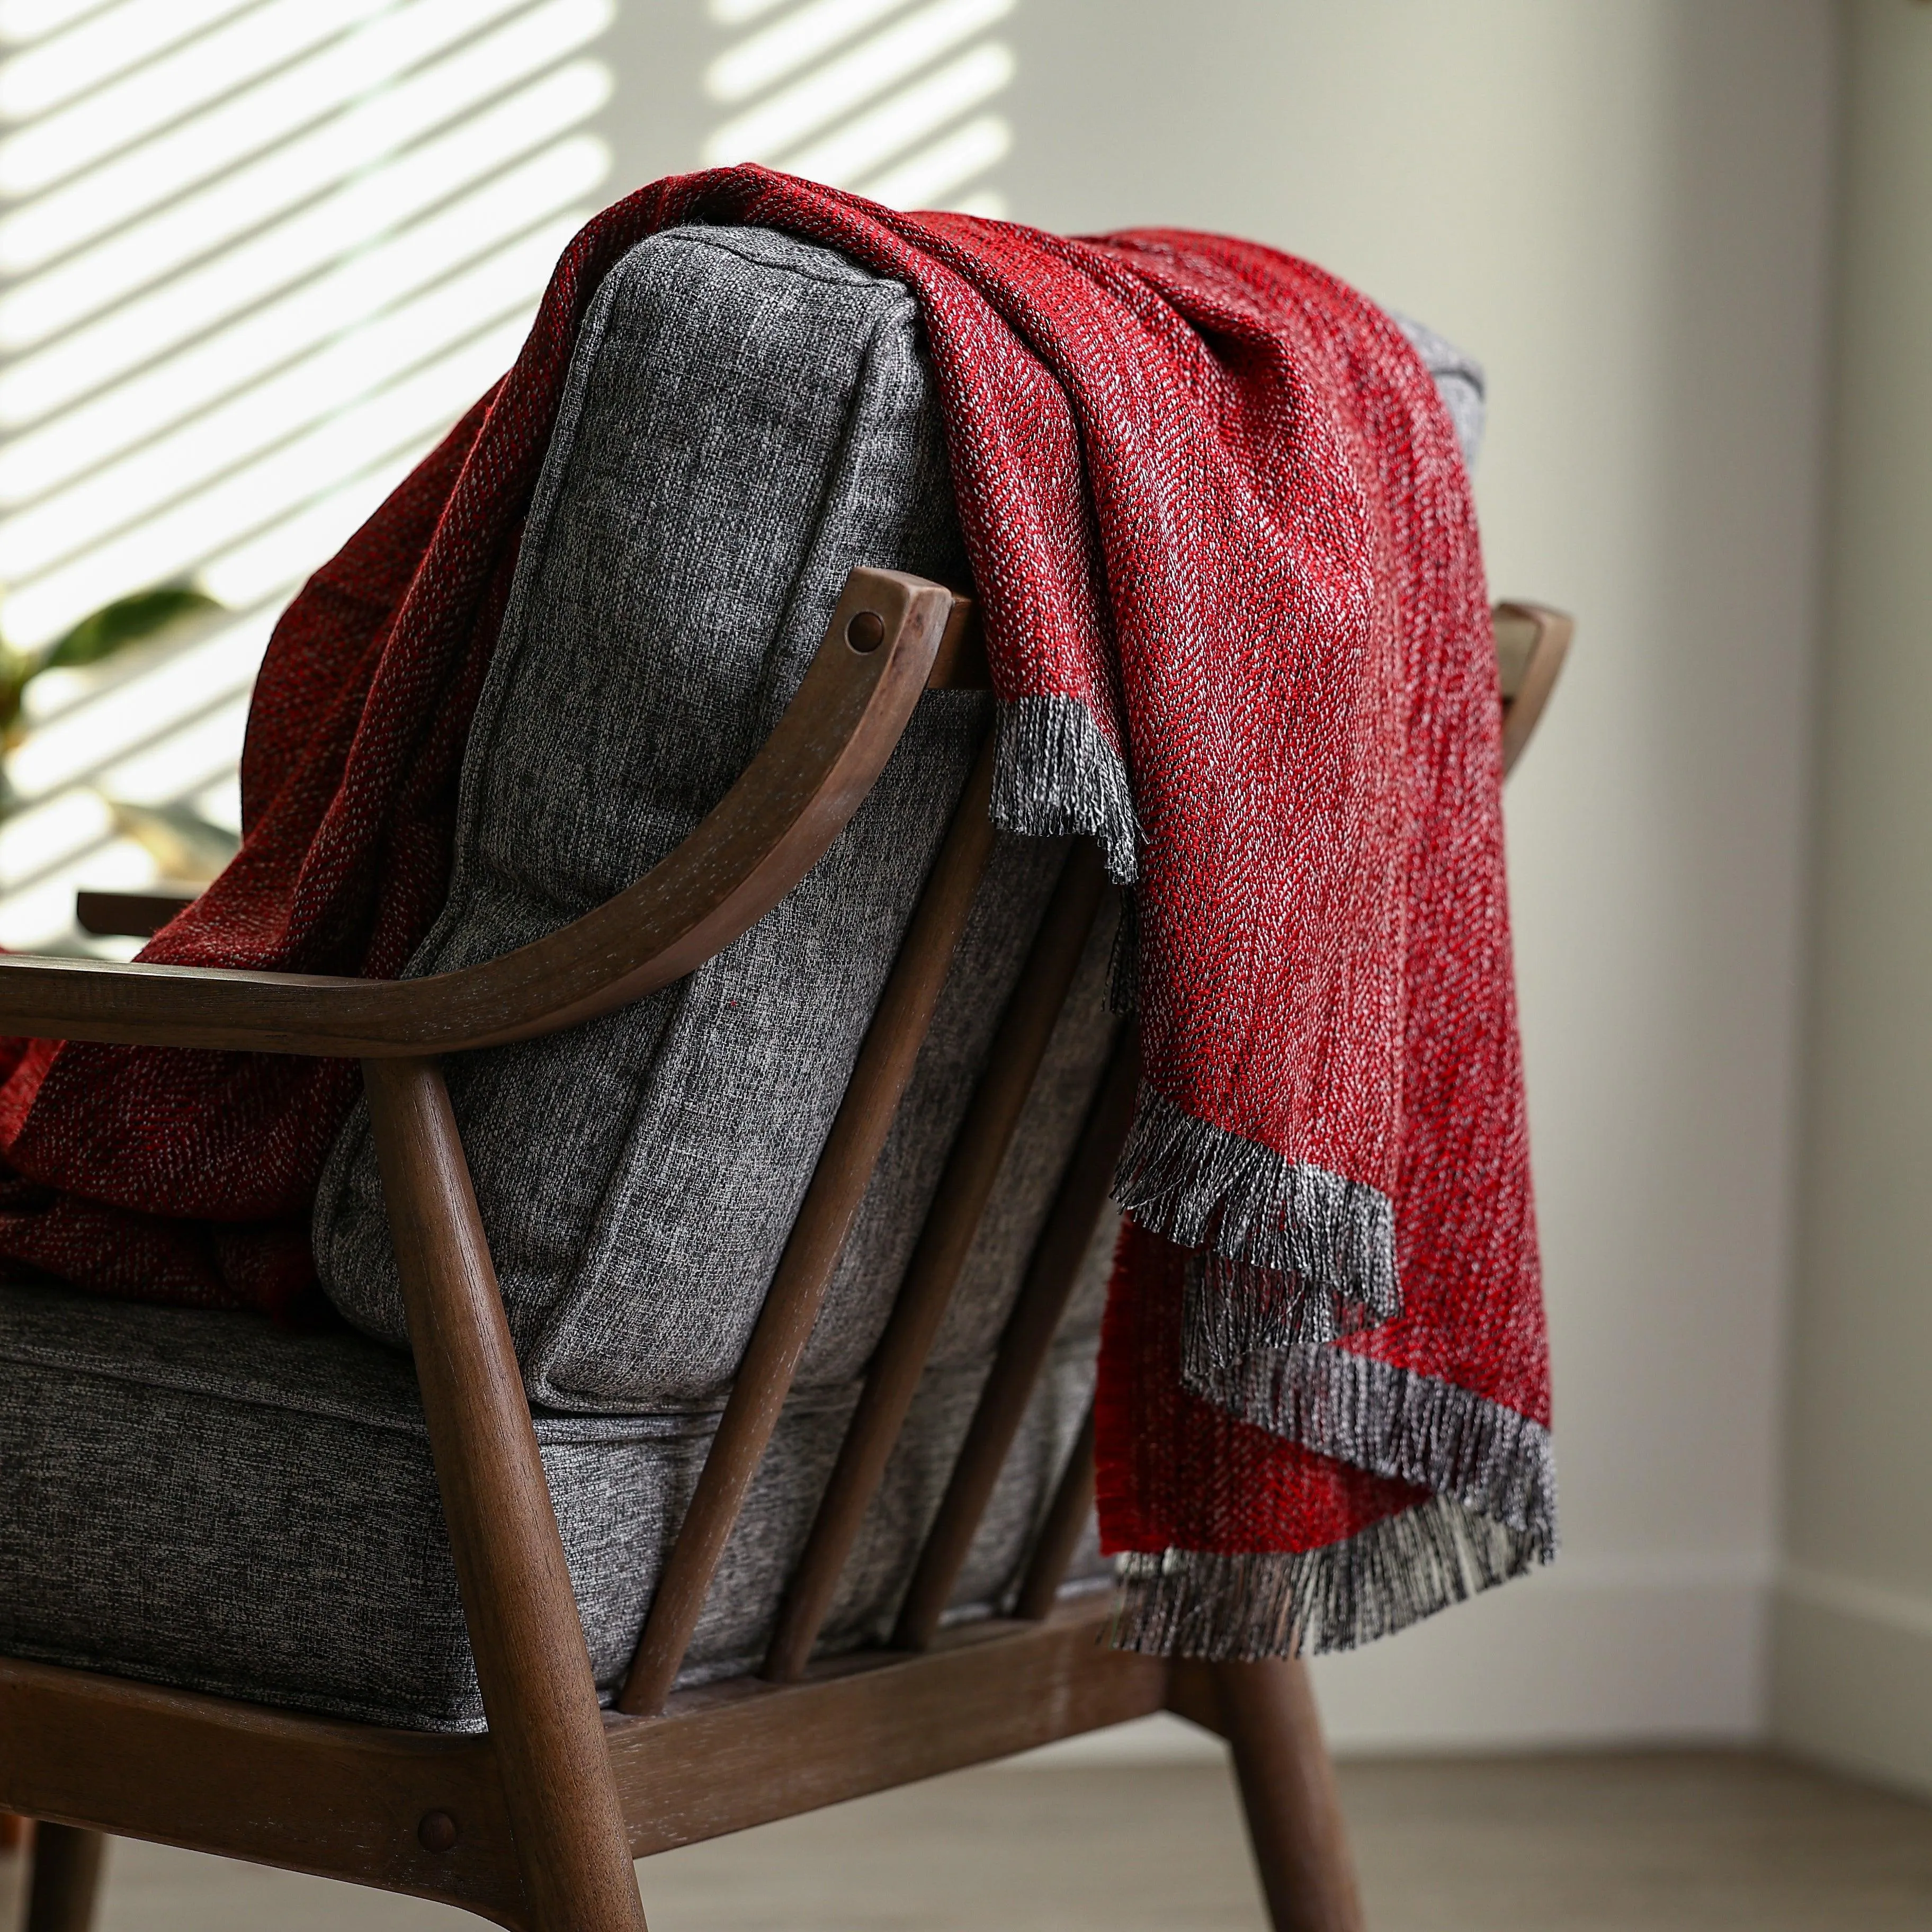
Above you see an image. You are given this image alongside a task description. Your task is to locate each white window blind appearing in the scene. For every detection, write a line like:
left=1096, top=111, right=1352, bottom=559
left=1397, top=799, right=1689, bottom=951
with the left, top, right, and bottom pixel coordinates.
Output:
left=0, top=0, right=614, bottom=952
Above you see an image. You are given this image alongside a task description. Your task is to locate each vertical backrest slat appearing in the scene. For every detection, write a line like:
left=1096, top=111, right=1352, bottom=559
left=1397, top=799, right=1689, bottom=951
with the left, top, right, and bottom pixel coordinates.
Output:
left=618, top=729, right=999, bottom=1717
left=891, top=1026, right=1138, bottom=1650
left=759, top=839, right=1110, bottom=1682
left=1013, top=1404, right=1098, bottom=1621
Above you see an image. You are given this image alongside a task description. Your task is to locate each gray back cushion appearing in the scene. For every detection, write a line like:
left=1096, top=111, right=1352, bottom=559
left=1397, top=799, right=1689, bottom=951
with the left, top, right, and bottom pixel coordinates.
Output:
left=313, top=225, right=1121, bottom=1414
left=312, top=229, right=1481, bottom=1433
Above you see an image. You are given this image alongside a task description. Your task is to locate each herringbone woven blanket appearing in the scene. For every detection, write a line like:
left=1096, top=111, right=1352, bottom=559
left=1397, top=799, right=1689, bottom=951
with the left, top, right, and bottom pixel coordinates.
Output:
left=0, top=167, right=1553, bottom=1654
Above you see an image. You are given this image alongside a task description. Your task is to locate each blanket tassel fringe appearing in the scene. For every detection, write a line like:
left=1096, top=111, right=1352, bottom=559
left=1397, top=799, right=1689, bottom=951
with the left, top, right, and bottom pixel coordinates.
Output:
left=1107, top=1497, right=1545, bottom=1659
left=1116, top=1085, right=1400, bottom=1362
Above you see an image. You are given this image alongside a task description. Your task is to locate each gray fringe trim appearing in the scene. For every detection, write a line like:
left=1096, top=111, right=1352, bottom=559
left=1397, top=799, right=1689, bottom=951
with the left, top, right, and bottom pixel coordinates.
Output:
left=1179, top=1254, right=1378, bottom=1374
left=1106, top=1497, right=1548, bottom=1659
left=992, top=693, right=1140, bottom=885
left=1115, top=1084, right=1400, bottom=1357
left=1186, top=1342, right=1559, bottom=1550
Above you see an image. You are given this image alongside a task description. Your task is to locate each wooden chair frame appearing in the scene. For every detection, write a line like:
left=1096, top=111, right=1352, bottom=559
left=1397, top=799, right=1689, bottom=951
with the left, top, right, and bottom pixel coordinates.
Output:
left=0, top=568, right=1570, bottom=1932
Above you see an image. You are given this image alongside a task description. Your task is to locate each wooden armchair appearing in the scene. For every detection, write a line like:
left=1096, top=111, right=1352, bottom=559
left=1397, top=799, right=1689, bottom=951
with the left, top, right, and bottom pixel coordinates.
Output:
left=0, top=568, right=1568, bottom=1932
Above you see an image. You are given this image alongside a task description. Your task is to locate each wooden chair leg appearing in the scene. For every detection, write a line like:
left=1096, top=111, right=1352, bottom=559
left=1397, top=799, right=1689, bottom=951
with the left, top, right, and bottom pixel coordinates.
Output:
left=1212, top=1659, right=1365, bottom=1932
left=22, top=1824, right=106, bottom=1932
left=364, top=1059, right=647, bottom=1932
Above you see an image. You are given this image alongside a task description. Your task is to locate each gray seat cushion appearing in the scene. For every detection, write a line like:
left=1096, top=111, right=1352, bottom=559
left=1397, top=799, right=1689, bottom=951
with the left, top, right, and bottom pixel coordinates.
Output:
left=0, top=1264, right=1108, bottom=1732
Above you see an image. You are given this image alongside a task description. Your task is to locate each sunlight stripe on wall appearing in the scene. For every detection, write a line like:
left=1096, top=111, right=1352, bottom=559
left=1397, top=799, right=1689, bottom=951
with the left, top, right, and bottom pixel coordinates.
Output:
left=701, top=0, right=1015, bottom=218
left=0, top=0, right=613, bottom=953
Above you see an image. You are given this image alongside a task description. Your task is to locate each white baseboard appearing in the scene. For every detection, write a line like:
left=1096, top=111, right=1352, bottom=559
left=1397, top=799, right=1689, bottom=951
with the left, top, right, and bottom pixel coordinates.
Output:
left=1006, top=1555, right=1772, bottom=1766
left=1772, top=1569, right=1932, bottom=1799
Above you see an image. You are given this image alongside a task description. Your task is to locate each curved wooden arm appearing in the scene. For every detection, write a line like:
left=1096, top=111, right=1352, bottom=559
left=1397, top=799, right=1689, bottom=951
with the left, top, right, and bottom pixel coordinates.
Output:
left=75, top=602, right=991, bottom=943
left=25, top=586, right=1567, bottom=1058
left=0, top=568, right=956, bottom=1058
left=1495, top=601, right=1572, bottom=776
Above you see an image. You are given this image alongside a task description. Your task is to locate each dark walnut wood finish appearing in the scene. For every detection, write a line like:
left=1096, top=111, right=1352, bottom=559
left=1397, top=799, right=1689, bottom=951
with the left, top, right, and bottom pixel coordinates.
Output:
left=762, top=839, right=1110, bottom=1684
left=74, top=885, right=198, bottom=941
left=895, top=1029, right=1140, bottom=1649
left=0, top=1602, right=1165, bottom=1922
left=19, top=1822, right=104, bottom=1932
left=363, top=1057, right=647, bottom=1932
left=618, top=731, right=1003, bottom=1719
left=3, top=569, right=1572, bottom=1932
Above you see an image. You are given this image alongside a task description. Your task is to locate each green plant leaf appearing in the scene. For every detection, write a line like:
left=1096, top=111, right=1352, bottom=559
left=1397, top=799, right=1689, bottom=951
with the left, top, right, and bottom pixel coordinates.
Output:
left=41, top=585, right=220, bottom=671
left=0, top=650, right=31, bottom=737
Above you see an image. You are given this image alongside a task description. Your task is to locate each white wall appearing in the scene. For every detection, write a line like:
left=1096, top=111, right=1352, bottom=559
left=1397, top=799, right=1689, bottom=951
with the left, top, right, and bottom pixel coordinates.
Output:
left=1773, top=0, right=1932, bottom=1800
left=999, top=0, right=1840, bottom=1752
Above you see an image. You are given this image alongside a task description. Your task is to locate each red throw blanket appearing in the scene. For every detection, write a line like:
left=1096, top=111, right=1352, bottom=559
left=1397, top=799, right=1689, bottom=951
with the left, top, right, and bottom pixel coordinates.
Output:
left=0, top=167, right=1552, bottom=1654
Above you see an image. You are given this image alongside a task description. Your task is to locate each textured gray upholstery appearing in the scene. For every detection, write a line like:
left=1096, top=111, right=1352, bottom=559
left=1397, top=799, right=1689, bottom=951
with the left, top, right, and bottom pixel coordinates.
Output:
left=310, top=227, right=1129, bottom=1420
left=0, top=887, right=1119, bottom=1730
left=0, top=1260, right=1108, bottom=1731
left=0, top=225, right=1480, bottom=1732
left=313, top=223, right=1036, bottom=1414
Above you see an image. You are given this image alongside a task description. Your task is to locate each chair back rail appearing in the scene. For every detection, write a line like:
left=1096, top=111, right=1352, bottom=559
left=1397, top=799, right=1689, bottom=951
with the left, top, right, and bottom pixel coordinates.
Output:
left=0, top=1598, right=1165, bottom=1912
left=67, top=597, right=990, bottom=946
left=611, top=1601, right=1167, bottom=1859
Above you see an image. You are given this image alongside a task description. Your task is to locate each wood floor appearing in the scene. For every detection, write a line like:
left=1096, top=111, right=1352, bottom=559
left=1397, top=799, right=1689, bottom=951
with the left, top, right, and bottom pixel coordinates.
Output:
left=4, top=1750, right=1931, bottom=1930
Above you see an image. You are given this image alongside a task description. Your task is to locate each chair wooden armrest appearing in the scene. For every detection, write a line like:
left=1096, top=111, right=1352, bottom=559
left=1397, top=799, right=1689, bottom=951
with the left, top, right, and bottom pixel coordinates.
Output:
left=7, top=568, right=959, bottom=1057
left=1496, top=601, right=1572, bottom=776
left=67, top=597, right=1566, bottom=953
